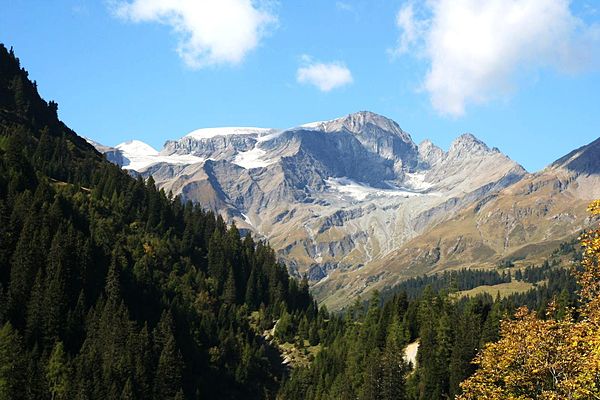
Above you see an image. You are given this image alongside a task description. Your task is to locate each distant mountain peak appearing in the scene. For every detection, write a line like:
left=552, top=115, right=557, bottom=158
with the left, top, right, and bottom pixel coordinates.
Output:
left=418, top=139, right=441, bottom=152
left=339, top=111, right=411, bottom=138
left=418, top=139, right=444, bottom=167
left=449, top=133, right=493, bottom=155
left=83, top=137, right=115, bottom=153
left=453, top=133, right=485, bottom=145
left=300, top=111, right=414, bottom=143
left=116, top=140, right=158, bottom=156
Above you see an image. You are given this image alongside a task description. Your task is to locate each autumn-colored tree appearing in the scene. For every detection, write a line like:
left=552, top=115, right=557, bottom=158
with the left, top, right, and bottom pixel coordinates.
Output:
left=458, top=200, right=600, bottom=399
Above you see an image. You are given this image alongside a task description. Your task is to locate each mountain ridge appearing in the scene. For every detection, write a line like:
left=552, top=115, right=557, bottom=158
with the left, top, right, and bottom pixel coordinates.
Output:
left=313, top=137, right=600, bottom=308
left=88, top=111, right=599, bottom=308
left=88, top=111, right=547, bottom=307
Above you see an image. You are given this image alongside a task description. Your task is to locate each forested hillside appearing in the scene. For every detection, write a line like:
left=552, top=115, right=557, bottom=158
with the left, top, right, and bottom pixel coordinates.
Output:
left=279, top=253, right=580, bottom=399
left=0, top=44, right=324, bottom=399
left=1, top=44, right=596, bottom=400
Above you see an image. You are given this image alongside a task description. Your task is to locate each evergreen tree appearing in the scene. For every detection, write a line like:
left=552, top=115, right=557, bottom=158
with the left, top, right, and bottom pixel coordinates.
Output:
left=46, top=341, right=70, bottom=400
left=222, top=266, right=237, bottom=305
left=0, top=322, right=26, bottom=400
left=154, top=335, right=184, bottom=400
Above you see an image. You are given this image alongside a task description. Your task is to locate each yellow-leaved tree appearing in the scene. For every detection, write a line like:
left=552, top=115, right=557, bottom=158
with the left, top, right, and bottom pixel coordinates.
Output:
left=458, top=200, right=600, bottom=400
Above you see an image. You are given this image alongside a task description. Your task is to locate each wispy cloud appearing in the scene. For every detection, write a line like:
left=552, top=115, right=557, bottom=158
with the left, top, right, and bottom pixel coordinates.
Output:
left=111, top=0, right=278, bottom=68
left=297, top=57, right=353, bottom=92
left=390, top=3, right=425, bottom=56
left=335, top=2, right=354, bottom=12
left=393, top=0, right=600, bottom=116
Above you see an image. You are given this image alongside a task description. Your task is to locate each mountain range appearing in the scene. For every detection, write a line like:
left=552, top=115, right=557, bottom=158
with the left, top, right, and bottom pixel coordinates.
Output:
left=90, top=111, right=600, bottom=308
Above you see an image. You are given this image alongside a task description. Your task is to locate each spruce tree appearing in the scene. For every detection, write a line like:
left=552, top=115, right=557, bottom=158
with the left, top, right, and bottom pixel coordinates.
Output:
left=46, top=341, right=70, bottom=400
left=222, top=266, right=237, bottom=305
left=154, top=335, right=184, bottom=400
left=0, top=322, right=26, bottom=400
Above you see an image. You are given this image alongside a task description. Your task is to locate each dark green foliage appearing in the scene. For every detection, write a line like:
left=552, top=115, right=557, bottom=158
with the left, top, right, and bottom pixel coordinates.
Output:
left=282, top=255, right=580, bottom=400
left=0, top=322, right=27, bottom=400
left=0, top=43, right=316, bottom=399
left=46, top=342, right=70, bottom=400
left=279, top=291, right=411, bottom=400
left=154, top=334, right=184, bottom=399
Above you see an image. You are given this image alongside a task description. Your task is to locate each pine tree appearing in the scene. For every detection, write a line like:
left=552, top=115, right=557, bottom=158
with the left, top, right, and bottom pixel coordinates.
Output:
left=360, top=348, right=382, bottom=400
left=7, top=215, right=46, bottom=328
left=46, top=341, right=70, bottom=400
left=222, top=266, right=237, bottom=305
left=0, top=322, right=27, bottom=400
left=207, top=229, right=226, bottom=291
left=121, top=378, right=135, bottom=400
left=448, top=304, right=480, bottom=397
left=44, top=226, right=70, bottom=343
left=25, top=269, right=45, bottom=347
left=381, top=317, right=408, bottom=400
left=245, top=267, right=258, bottom=308
left=275, top=309, right=293, bottom=343
left=154, top=335, right=184, bottom=400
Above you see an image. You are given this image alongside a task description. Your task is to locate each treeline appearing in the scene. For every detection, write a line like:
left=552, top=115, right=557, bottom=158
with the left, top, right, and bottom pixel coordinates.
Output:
left=281, top=255, right=580, bottom=399
left=380, top=268, right=512, bottom=301
left=514, top=260, right=553, bottom=283
left=0, top=44, right=318, bottom=399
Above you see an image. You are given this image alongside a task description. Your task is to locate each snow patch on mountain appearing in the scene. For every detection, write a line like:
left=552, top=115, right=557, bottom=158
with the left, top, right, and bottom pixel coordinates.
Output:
left=300, top=120, right=326, bottom=129
left=233, top=147, right=277, bottom=169
left=403, top=171, right=434, bottom=191
left=116, top=140, right=158, bottom=156
left=326, top=177, right=424, bottom=201
left=299, top=118, right=343, bottom=131
left=255, top=130, right=284, bottom=142
left=116, top=140, right=204, bottom=170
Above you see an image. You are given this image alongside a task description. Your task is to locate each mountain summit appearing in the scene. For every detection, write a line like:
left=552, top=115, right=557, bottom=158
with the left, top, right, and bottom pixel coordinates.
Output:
left=303, top=111, right=413, bottom=141
left=89, top=111, right=533, bottom=305
left=301, top=111, right=419, bottom=172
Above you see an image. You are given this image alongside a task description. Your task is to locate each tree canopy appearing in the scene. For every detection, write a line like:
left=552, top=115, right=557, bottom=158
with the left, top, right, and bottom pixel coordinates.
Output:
left=458, top=200, right=600, bottom=399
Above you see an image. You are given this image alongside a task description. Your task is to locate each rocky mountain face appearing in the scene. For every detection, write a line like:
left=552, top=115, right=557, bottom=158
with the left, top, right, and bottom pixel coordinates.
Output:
left=90, top=112, right=598, bottom=308
left=316, top=137, right=600, bottom=308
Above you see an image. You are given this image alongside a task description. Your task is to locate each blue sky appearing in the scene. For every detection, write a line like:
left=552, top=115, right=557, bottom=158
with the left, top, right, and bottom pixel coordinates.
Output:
left=1, top=0, right=599, bottom=171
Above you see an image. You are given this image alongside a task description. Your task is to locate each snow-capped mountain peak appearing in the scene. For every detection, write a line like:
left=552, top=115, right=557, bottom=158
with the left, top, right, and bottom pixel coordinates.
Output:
left=89, top=112, right=528, bottom=298
left=113, top=140, right=204, bottom=171
left=115, top=140, right=158, bottom=157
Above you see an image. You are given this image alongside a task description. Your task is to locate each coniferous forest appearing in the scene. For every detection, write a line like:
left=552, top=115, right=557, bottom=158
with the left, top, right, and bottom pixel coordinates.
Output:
left=1, top=44, right=599, bottom=399
left=0, top=44, right=317, bottom=399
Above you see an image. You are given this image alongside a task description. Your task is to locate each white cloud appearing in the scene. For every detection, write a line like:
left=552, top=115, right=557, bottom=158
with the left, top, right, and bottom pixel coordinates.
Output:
left=393, top=0, right=600, bottom=116
left=112, top=0, right=277, bottom=68
left=297, top=58, right=353, bottom=92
